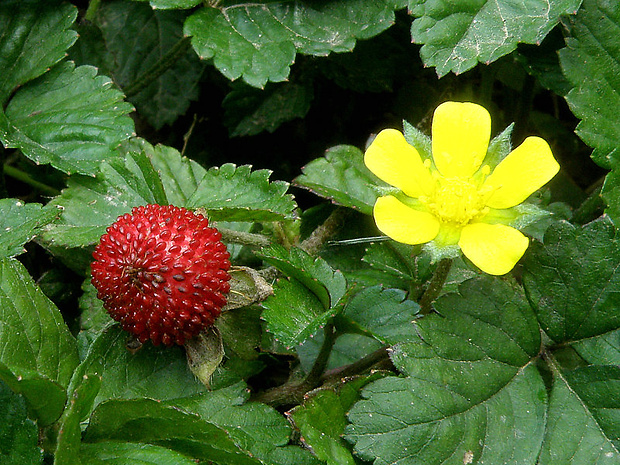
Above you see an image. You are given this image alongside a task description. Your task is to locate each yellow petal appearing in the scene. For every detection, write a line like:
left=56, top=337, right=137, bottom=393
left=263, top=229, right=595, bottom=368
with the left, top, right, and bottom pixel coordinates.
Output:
left=431, top=101, right=491, bottom=178
left=458, top=223, right=529, bottom=275
left=365, top=129, right=433, bottom=198
left=373, top=195, right=440, bottom=244
left=484, top=136, right=559, bottom=209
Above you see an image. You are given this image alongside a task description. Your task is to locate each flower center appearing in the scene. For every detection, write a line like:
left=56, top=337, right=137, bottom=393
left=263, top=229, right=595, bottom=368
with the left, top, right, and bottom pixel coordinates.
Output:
left=424, top=176, right=488, bottom=226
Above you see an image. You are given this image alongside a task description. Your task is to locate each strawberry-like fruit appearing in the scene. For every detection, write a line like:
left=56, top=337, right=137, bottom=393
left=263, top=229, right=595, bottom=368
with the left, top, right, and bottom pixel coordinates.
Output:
left=91, top=204, right=231, bottom=346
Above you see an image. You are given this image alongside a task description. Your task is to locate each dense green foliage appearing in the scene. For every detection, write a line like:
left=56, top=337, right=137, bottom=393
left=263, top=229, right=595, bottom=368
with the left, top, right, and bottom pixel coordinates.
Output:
left=1, top=0, right=619, bottom=464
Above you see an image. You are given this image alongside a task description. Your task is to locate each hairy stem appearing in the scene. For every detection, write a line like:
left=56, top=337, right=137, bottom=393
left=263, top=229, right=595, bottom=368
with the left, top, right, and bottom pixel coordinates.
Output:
left=321, top=346, right=391, bottom=385
left=572, top=183, right=604, bottom=225
left=304, top=323, right=337, bottom=387
left=419, top=258, right=452, bottom=314
left=300, top=207, right=350, bottom=255
left=217, top=227, right=271, bottom=248
left=253, top=324, right=336, bottom=407
left=3, top=165, right=60, bottom=197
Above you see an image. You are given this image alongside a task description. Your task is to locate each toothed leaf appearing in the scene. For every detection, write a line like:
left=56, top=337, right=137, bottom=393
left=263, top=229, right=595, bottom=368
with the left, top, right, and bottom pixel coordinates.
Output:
left=559, top=0, right=620, bottom=169
left=258, top=245, right=347, bottom=310
left=184, top=1, right=404, bottom=88
left=187, top=164, right=297, bottom=222
left=0, top=1, right=77, bottom=104
left=262, top=277, right=336, bottom=348
left=345, top=276, right=545, bottom=464
left=41, top=141, right=204, bottom=249
left=0, top=62, right=134, bottom=175
left=0, top=199, right=58, bottom=259
left=410, top=0, right=582, bottom=77
left=294, top=145, right=382, bottom=214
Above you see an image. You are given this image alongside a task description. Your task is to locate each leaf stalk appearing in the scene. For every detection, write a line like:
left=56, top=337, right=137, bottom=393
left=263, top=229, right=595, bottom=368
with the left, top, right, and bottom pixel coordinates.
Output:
left=418, top=258, right=452, bottom=314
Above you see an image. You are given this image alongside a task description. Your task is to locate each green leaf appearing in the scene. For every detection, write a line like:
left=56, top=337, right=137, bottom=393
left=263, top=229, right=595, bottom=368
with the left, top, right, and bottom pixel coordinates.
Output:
left=184, top=1, right=402, bottom=88
left=573, top=328, right=620, bottom=366
left=0, top=379, right=42, bottom=465
left=216, top=307, right=262, bottom=360
left=341, top=286, right=420, bottom=345
left=359, top=243, right=474, bottom=298
left=294, top=145, right=382, bottom=214
left=410, top=0, right=582, bottom=77
left=223, top=81, right=313, bottom=137
left=0, top=258, right=79, bottom=389
left=41, top=141, right=201, bottom=249
left=142, top=141, right=208, bottom=207
left=54, top=373, right=101, bottom=465
left=348, top=365, right=546, bottom=464
left=0, top=61, right=135, bottom=175
left=345, top=276, right=545, bottom=464
left=259, top=244, right=347, bottom=310
left=78, top=280, right=112, bottom=357
left=142, top=0, right=202, bottom=8
left=81, top=442, right=198, bottom=465
left=0, top=1, right=77, bottom=104
left=539, top=366, right=620, bottom=464
left=172, top=382, right=303, bottom=464
left=360, top=241, right=425, bottom=290
left=603, top=170, right=620, bottom=226
left=171, top=382, right=320, bottom=464
left=290, top=375, right=384, bottom=465
left=103, top=152, right=168, bottom=207
left=297, top=332, right=382, bottom=374
left=523, top=217, right=620, bottom=343
left=69, top=21, right=116, bottom=79
left=84, top=398, right=263, bottom=465
left=186, top=164, right=297, bottom=221
left=559, top=0, right=620, bottom=168
left=0, top=363, right=66, bottom=428
left=94, top=1, right=204, bottom=129
left=291, top=391, right=355, bottom=465
left=78, top=325, right=207, bottom=412
left=262, top=277, right=335, bottom=348
left=264, top=446, right=322, bottom=465
left=0, top=199, right=58, bottom=259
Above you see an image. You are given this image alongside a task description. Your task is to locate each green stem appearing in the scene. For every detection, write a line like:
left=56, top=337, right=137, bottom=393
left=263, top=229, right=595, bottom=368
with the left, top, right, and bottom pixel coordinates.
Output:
left=3, top=165, right=60, bottom=197
left=300, top=207, right=350, bottom=255
left=513, top=73, right=536, bottom=144
left=419, top=258, right=452, bottom=315
left=321, top=346, right=391, bottom=386
left=572, top=183, right=605, bottom=225
left=124, top=36, right=193, bottom=98
left=217, top=227, right=271, bottom=248
left=304, top=323, right=337, bottom=387
left=478, top=65, right=496, bottom=108
left=253, top=324, right=337, bottom=407
left=84, top=0, right=101, bottom=22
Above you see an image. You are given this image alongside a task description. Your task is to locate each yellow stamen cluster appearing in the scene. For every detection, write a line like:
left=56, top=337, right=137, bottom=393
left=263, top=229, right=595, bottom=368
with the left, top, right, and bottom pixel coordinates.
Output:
left=421, top=166, right=495, bottom=226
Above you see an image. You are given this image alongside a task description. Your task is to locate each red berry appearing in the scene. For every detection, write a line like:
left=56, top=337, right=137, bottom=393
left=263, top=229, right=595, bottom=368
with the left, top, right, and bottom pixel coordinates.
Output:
left=91, top=204, right=231, bottom=346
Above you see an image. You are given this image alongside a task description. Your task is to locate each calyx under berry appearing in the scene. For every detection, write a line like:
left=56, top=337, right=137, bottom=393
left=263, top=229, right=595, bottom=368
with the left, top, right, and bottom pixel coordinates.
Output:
left=91, top=204, right=231, bottom=346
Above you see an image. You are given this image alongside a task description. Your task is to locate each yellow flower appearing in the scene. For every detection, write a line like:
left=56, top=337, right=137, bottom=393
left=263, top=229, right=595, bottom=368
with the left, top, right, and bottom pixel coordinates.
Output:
left=364, top=101, right=560, bottom=275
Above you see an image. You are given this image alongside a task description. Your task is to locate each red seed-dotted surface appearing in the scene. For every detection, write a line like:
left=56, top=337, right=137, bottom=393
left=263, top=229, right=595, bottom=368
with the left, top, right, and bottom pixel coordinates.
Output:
left=91, top=204, right=231, bottom=346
